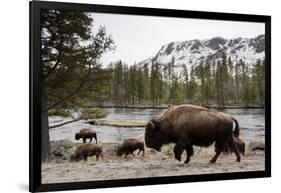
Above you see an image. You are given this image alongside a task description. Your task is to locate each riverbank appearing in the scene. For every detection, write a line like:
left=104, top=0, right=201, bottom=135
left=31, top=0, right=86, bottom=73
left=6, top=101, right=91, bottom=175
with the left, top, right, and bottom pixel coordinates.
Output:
left=42, top=142, right=265, bottom=184
left=88, top=119, right=147, bottom=127
left=84, top=104, right=264, bottom=109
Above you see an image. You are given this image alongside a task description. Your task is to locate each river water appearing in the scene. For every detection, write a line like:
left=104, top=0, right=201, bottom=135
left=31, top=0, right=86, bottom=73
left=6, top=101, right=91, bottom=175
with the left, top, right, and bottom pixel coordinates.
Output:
left=49, top=108, right=265, bottom=144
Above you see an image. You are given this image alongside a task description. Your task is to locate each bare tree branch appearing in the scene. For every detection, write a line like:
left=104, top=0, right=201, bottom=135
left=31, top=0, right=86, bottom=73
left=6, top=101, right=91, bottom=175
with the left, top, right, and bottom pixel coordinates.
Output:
left=42, top=41, right=63, bottom=81
left=49, top=116, right=85, bottom=129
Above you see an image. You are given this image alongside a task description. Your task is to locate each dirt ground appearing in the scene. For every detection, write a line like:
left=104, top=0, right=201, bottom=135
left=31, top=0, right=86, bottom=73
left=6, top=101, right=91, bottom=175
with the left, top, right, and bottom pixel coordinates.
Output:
left=41, top=142, right=265, bottom=184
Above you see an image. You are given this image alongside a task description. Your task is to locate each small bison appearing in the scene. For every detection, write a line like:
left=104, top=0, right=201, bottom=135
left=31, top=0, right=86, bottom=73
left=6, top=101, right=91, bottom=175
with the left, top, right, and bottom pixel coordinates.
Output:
left=117, top=139, right=145, bottom=158
left=75, top=129, right=97, bottom=144
left=218, top=135, right=245, bottom=156
left=70, top=144, right=103, bottom=162
left=145, top=104, right=242, bottom=164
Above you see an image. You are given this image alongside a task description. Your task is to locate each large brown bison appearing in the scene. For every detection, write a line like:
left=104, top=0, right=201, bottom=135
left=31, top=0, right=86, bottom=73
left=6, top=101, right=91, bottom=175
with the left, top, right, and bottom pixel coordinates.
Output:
left=70, top=144, right=103, bottom=162
left=145, top=104, right=242, bottom=164
left=75, top=129, right=97, bottom=144
left=117, top=139, right=145, bottom=157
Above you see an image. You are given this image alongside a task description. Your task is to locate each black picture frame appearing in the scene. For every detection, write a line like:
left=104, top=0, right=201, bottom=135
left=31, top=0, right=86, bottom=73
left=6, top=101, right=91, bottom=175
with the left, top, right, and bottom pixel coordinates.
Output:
left=29, top=1, right=271, bottom=192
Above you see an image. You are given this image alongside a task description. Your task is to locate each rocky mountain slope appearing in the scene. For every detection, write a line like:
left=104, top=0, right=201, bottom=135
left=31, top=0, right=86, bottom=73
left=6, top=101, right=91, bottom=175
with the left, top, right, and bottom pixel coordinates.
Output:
left=139, top=35, right=265, bottom=72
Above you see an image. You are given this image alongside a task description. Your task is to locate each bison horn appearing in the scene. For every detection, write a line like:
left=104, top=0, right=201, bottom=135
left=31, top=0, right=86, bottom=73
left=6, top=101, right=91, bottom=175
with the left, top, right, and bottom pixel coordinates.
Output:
left=148, top=121, right=155, bottom=129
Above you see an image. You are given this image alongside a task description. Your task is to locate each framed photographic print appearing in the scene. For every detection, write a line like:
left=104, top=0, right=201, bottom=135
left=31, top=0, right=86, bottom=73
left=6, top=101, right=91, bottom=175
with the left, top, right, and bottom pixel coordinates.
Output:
left=29, top=0, right=271, bottom=192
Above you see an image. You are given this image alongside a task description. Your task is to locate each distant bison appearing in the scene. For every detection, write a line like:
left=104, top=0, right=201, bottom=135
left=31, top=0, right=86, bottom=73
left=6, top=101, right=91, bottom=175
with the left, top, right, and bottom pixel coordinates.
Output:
left=248, top=140, right=265, bottom=151
left=70, top=144, right=103, bottom=162
left=75, top=129, right=97, bottom=144
left=218, top=135, right=245, bottom=156
left=117, top=139, right=145, bottom=157
left=145, top=104, right=241, bottom=164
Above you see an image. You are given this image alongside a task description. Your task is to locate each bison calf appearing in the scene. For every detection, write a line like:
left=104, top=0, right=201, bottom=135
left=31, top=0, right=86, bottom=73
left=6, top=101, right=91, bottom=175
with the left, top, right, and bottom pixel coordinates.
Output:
left=218, top=136, right=245, bottom=156
left=70, top=144, right=103, bottom=162
left=117, top=139, right=145, bottom=158
left=75, top=129, right=97, bottom=144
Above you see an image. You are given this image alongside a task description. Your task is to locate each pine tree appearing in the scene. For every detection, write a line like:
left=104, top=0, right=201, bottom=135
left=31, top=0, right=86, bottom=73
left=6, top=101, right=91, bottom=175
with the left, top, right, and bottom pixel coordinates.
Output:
left=163, top=57, right=175, bottom=104
left=253, top=59, right=265, bottom=106
left=205, top=58, right=212, bottom=105
left=150, top=61, right=157, bottom=105
left=215, top=60, right=222, bottom=106
left=182, top=65, right=190, bottom=103
left=235, top=60, right=242, bottom=103
left=123, top=64, right=130, bottom=105
left=113, top=60, right=124, bottom=106
left=227, top=57, right=235, bottom=103
left=155, top=62, right=164, bottom=105
left=221, top=52, right=229, bottom=106
left=136, top=67, right=145, bottom=104
left=128, top=64, right=137, bottom=105
left=41, top=10, right=114, bottom=161
left=170, top=74, right=181, bottom=104
left=189, top=66, right=197, bottom=103
left=143, top=63, right=150, bottom=102
left=242, top=65, right=251, bottom=106
left=197, top=62, right=206, bottom=104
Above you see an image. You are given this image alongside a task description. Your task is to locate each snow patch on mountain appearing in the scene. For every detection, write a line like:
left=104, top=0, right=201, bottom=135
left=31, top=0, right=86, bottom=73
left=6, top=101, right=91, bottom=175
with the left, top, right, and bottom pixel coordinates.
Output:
left=138, top=35, right=265, bottom=73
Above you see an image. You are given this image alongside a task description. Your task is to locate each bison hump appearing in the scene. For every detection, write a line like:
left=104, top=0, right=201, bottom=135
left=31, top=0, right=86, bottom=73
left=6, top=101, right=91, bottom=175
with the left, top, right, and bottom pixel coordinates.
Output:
left=162, top=104, right=207, bottom=117
left=161, top=105, right=207, bottom=121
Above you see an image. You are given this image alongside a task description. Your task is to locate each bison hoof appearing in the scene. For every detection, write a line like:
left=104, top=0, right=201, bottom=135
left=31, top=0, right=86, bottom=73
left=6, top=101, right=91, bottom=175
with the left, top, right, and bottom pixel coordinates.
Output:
left=184, top=160, right=190, bottom=164
left=175, top=155, right=181, bottom=162
left=209, top=159, right=216, bottom=164
left=236, top=158, right=241, bottom=162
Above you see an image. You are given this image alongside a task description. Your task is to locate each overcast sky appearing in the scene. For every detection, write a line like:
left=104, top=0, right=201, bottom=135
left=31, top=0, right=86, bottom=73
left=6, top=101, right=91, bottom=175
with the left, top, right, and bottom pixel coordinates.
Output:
left=90, top=13, right=265, bottom=65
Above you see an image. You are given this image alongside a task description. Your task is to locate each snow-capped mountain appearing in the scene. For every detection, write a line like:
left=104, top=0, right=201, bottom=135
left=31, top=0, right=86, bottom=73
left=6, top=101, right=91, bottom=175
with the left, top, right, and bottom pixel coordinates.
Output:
left=139, top=35, right=265, bottom=72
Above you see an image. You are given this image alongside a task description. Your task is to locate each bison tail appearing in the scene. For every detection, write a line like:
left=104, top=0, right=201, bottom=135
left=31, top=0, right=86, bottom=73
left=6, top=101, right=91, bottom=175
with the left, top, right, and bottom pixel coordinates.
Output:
left=232, top=118, right=240, bottom=137
left=94, top=133, right=98, bottom=144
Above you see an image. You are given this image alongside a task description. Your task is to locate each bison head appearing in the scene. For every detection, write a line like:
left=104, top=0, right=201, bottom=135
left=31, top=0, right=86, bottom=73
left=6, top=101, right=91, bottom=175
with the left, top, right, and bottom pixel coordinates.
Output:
left=96, top=147, right=104, bottom=160
left=116, top=146, right=123, bottom=156
left=145, top=118, right=163, bottom=152
left=237, top=140, right=245, bottom=156
left=233, top=136, right=245, bottom=156
left=70, top=153, right=80, bottom=162
left=75, top=133, right=81, bottom=140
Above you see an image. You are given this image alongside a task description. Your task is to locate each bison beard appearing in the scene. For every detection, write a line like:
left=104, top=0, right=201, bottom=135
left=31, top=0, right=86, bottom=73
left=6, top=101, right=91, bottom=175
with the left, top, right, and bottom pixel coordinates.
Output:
left=145, top=104, right=242, bottom=164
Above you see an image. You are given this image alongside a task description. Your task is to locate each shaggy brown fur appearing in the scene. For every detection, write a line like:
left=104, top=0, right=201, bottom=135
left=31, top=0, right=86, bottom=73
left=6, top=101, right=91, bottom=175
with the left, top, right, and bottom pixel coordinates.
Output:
left=70, top=144, right=103, bottom=162
left=117, top=139, right=145, bottom=157
left=75, top=129, right=97, bottom=144
left=145, top=104, right=240, bottom=164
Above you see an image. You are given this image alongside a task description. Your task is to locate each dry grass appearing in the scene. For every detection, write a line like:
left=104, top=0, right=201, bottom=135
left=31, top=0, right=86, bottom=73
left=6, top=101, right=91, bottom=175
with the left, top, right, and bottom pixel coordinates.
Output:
left=42, top=142, right=265, bottom=184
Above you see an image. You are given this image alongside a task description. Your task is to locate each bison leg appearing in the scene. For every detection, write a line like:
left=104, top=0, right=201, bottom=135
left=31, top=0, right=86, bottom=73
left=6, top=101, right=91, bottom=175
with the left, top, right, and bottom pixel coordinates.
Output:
left=184, top=145, right=194, bottom=164
left=228, top=140, right=241, bottom=162
left=89, top=137, right=92, bottom=143
left=100, top=153, right=104, bottom=160
left=174, top=142, right=185, bottom=162
left=83, top=155, right=88, bottom=162
left=210, top=142, right=223, bottom=163
left=96, top=154, right=99, bottom=160
left=83, top=137, right=86, bottom=143
left=94, top=135, right=97, bottom=144
left=137, top=149, right=141, bottom=155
